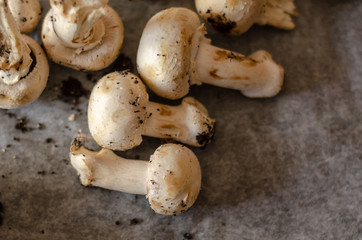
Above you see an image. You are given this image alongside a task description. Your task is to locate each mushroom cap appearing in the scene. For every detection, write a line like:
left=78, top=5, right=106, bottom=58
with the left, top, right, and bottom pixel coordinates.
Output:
left=88, top=71, right=149, bottom=151
left=137, top=7, right=201, bottom=100
left=8, top=0, right=41, bottom=34
left=195, top=0, right=264, bottom=35
left=147, top=144, right=201, bottom=215
left=0, top=35, right=49, bottom=109
left=41, top=6, right=124, bottom=71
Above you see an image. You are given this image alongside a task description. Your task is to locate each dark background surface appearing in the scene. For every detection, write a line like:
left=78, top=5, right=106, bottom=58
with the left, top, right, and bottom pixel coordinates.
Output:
left=0, top=0, right=361, bottom=239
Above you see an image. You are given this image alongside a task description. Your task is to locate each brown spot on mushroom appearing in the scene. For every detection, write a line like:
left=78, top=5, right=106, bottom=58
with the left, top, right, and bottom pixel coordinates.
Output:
left=111, top=109, right=125, bottom=123
left=159, top=107, right=172, bottom=116
left=164, top=173, right=183, bottom=195
left=163, top=156, right=193, bottom=196
left=227, top=0, right=238, bottom=8
left=149, top=199, right=163, bottom=210
left=214, top=50, right=258, bottom=67
left=139, top=65, right=158, bottom=83
left=206, top=13, right=236, bottom=34
left=155, top=147, right=169, bottom=157
left=18, top=93, right=33, bottom=106
left=160, top=124, right=178, bottom=130
left=209, top=69, right=250, bottom=81
left=0, top=94, right=8, bottom=100
left=209, top=69, right=221, bottom=79
left=156, top=10, right=168, bottom=21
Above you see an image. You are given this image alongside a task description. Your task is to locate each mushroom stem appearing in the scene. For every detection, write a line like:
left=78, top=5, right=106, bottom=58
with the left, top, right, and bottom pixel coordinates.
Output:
left=143, top=101, right=184, bottom=139
left=256, top=0, right=298, bottom=30
left=0, top=0, right=32, bottom=85
left=50, top=0, right=107, bottom=50
left=70, top=139, right=148, bottom=195
left=194, top=38, right=284, bottom=98
left=143, top=97, right=215, bottom=147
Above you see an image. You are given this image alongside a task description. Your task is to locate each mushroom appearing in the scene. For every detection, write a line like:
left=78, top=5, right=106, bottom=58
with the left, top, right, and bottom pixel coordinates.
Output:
left=137, top=7, right=284, bottom=100
left=88, top=71, right=215, bottom=151
left=8, top=0, right=41, bottom=33
left=41, top=0, right=124, bottom=71
left=195, top=0, right=298, bottom=35
left=0, top=0, right=49, bottom=109
left=70, top=138, right=202, bottom=215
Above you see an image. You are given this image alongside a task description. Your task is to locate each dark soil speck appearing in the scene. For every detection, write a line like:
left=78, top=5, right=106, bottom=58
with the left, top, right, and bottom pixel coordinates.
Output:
left=59, top=77, right=88, bottom=104
left=129, top=218, right=141, bottom=225
left=183, top=233, right=193, bottom=239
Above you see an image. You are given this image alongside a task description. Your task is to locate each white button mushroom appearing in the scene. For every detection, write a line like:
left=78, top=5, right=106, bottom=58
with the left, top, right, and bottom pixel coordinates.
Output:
left=0, top=0, right=49, bottom=109
left=195, top=0, right=298, bottom=35
left=137, top=7, right=284, bottom=100
left=88, top=71, right=215, bottom=151
left=8, top=0, right=41, bottom=34
left=70, top=138, right=202, bottom=215
left=41, top=0, right=124, bottom=71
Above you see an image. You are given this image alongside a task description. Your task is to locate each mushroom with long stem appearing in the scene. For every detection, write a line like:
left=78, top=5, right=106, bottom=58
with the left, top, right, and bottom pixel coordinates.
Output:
left=88, top=71, right=215, bottom=151
left=41, top=0, right=124, bottom=71
left=137, top=7, right=284, bottom=100
left=70, top=138, right=202, bottom=215
left=8, top=0, right=41, bottom=34
left=0, top=0, right=49, bottom=109
left=195, top=0, right=298, bottom=35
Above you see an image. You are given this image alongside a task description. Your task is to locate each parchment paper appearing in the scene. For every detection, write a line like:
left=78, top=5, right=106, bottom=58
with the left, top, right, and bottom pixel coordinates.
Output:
left=0, top=0, right=361, bottom=239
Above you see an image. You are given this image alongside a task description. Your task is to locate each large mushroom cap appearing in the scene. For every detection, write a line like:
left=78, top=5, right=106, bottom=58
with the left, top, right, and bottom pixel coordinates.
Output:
left=137, top=7, right=201, bottom=99
left=8, top=0, right=41, bottom=33
left=41, top=6, right=124, bottom=71
left=88, top=71, right=149, bottom=151
left=147, top=144, right=202, bottom=215
left=0, top=35, right=49, bottom=109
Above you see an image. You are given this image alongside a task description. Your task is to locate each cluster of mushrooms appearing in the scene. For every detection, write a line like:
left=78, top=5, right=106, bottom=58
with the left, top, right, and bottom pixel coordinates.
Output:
left=0, top=0, right=297, bottom=215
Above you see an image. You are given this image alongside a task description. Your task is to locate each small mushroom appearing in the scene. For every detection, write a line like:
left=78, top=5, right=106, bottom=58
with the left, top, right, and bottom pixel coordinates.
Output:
left=88, top=71, right=215, bottom=151
left=195, top=0, right=298, bottom=35
left=137, top=7, right=284, bottom=100
left=0, top=0, right=49, bottom=109
left=70, top=138, right=202, bottom=215
left=8, top=0, right=41, bottom=33
left=41, top=0, right=124, bottom=71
